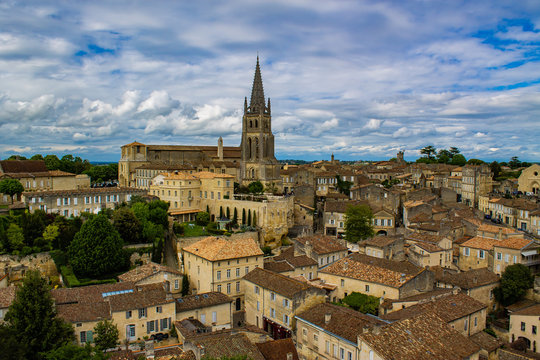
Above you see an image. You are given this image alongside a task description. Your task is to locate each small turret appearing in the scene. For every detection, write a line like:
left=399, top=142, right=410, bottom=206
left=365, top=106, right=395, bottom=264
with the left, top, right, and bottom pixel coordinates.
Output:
left=218, top=137, right=223, bottom=160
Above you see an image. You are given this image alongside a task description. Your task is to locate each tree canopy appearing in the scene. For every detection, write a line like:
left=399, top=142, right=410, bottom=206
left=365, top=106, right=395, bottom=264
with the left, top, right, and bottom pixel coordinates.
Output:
left=3, top=271, right=74, bottom=360
left=494, top=264, right=534, bottom=306
left=0, top=178, right=24, bottom=203
left=112, top=207, right=141, bottom=244
left=68, top=215, right=126, bottom=278
left=248, top=181, right=264, bottom=194
left=93, top=320, right=119, bottom=351
left=342, top=292, right=379, bottom=315
left=344, top=204, right=374, bottom=243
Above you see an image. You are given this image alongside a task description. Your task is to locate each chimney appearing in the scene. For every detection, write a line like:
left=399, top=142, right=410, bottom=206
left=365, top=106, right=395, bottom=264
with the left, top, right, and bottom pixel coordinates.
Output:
left=324, top=313, right=331, bottom=324
left=287, top=353, right=293, bottom=360
left=362, top=325, right=370, bottom=334
left=372, top=324, right=382, bottom=336
left=472, top=276, right=478, bottom=285
left=218, top=137, right=224, bottom=160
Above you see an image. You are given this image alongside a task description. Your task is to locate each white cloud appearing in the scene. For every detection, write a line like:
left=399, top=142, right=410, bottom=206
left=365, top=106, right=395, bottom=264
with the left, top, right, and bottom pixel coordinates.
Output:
left=364, top=119, right=382, bottom=130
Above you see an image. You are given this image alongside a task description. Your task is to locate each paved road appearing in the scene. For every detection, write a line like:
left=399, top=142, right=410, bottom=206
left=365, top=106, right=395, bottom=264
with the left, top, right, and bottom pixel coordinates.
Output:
left=163, top=233, right=179, bottom=270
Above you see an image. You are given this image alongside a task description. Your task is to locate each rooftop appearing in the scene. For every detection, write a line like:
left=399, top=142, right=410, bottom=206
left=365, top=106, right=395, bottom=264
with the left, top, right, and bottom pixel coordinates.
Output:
left=182, top=236, right=263, bottom=261
left=243, top=267, right=316, bottom=298
left=295, top=235, right=348, bottom=255
left=118, top=262, right=182, bottom=283
left=175, top=292, right=232, bottom=313
left=430, top=267, right=499, bottom=289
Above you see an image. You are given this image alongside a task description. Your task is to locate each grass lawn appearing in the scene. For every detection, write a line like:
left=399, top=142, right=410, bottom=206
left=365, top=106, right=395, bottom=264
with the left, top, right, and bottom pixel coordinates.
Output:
left=180, top=222, right=210, bottom=237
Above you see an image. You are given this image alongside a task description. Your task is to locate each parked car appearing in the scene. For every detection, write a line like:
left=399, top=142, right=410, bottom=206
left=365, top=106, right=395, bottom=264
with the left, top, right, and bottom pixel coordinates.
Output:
left=484, top=214, right=492, bottom=220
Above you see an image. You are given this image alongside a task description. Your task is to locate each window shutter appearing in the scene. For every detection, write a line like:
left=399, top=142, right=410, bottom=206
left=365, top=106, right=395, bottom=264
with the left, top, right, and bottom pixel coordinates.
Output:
left=74, top=198, right=78, bottom=205
left=87, top=331, right=93, bottom=342
left=57, top=198, right=61, bottom=206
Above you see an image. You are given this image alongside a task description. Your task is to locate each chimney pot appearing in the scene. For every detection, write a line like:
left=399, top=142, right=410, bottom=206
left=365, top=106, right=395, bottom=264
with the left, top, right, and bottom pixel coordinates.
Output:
left=325, top=313, right=331, bottom=324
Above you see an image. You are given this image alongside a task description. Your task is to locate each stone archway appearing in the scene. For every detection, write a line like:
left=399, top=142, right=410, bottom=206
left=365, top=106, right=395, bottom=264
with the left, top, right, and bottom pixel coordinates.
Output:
left=377, top=230, right=388, bottom=236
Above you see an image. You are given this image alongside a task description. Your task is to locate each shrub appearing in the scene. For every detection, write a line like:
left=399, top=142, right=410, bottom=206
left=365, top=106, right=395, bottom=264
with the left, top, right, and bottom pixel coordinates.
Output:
left=173, top=222, right=184, bottom=235
left=342, top=292, right=379, bottom=315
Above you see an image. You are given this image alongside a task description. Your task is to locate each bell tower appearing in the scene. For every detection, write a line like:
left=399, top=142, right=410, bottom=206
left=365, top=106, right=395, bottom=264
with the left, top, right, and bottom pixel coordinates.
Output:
left=240, top=57, right=281, bottom=187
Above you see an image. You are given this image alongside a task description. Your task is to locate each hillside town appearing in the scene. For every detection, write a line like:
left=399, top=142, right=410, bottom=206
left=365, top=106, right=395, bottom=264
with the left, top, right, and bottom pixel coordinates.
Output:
left=0, top=59, right=539, bottom=360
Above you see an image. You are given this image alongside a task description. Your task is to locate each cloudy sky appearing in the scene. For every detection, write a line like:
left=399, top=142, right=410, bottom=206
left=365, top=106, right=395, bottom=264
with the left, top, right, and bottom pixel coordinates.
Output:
left=1, top=1, right=540, bottom=162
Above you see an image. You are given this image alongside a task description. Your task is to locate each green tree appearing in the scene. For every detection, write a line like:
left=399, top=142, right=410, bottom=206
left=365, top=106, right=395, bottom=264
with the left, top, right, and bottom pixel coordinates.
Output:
left=248, top=181, right=264, bottom=194
left=93, top=320, right=119, bottom=351
left=344, top=204, right=374, bottom=243
left=450, top=154, right=467, bottom=166
left=68, top=215, right=125, bottom=278
left=30, top=154, right=44, bottom=161
left=43, top=155, right=61, bottom=170
left=226, top=207, right=230, bottom=219
left=44, top=343, right=106, bottom=360
left=19, top=211, right=47, bottom=246
left=466, top=158, right=484, bottom=165
left=342, top=292, right=379, bottom=315
left=247, top=209, right=252, bottom=226
left=112, top=207, right=142, bottom=244
left=252, top=211, right=257, bottom=227
left=490, top=161, right=501, bottom=180
left=336, top=175, right=353, bottom=196
left=196, top=211, right=210, bottom=226
left=219, top=206, right=224, bottom=218
left=0, top=324, right=25, bottom=360
left=494, top=264, right=534, bottom=306
left=4, top=271, right=74, bottom=360
left=437, top=149, right=452, bottom=164
left=6, top=223, right=24, bottom=252
left=420, top=145, right=436, bottom=160
left=0, top=178, right=24, bottom=203
left=232, top=208, right=238, bottom=225
left=242, top=208, right=246, bottom=225
left=181, top=274, right=190, bottom=296
left=42, top=224, right=60, bottom=248
left=449, top=147, right=460, bottom=157
left=509, top=156, right=521, bottom=169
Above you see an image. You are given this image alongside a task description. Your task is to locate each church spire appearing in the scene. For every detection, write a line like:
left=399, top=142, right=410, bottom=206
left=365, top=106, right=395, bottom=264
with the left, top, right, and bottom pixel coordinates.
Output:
left=249, top=56, right=266, bottom=114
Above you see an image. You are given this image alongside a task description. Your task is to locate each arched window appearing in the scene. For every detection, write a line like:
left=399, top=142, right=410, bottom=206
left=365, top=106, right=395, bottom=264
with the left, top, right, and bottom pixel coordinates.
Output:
left=251, top=168, right=255, bottom=178
left=255, top=120, right=258, bottom=128
left=250, top=120, right=253, bottom=128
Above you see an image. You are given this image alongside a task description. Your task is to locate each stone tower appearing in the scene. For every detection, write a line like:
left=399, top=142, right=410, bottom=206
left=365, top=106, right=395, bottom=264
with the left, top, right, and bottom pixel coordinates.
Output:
left=240, top=57, right=281, bottom=187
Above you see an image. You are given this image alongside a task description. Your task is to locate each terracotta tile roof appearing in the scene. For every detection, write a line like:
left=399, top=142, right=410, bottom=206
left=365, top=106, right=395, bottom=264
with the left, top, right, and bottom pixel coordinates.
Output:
left=264, top=260, right=295, bottom=273
left=431, top=267, right=499, bottom=289
left=408, top=213, right=432, bottom=223
left=511, top=303, right=540, bottom=316
left=185, top=332, right=264, bottom=360
left=273, top=247, right=317, bottom=267
left=381, top=288, right=455, bottom=309
left=494, top=237, right=534, bottom=250
left=406, top=232, right=446, bottom=244
left=363, top=235, right=403, bottom=248
left=162, top=172, right=198, bottom=180
left=0, top=160, right=48, bottom=173
left=412, top=241, right=443, bottom=253
left=470, top=331, right=504, bottom=353
left=194, top=171, right=235, bottom=179
left=182, top=236, right=263, bottom=261
left=51, top=282, right=136, bottom=305
left=243, top=267, right=317, bottom=298
left=460, top=236, right=499, bottom=250
left=118, top=262, right=182, bottom=283
left=325, top=192, right=349, bottom=200
left=255, top=338, right=299, bottom=360
left=295, top=235, right=348, bottom=255
left=381, top=292, right=486, bottom=323
left=136, top=163, right=194, bottom=171
left=360, top=313, right=481, bottom=360
left=0, top=286, right=17, bottom=308
left=320, top=254, right=423, bottom=288
left=56, top=301, right=111, bottom=322
left=174, top=292, right=232, bottom=313
left=296, top=302, right=387, bottom=343
left=324, top=200, right=370, bottom=213
left=478, top=224, right=517, bottom=235
left=107, top=283, right=173, bottom=312
left=23, top=187, right=145, bottom=197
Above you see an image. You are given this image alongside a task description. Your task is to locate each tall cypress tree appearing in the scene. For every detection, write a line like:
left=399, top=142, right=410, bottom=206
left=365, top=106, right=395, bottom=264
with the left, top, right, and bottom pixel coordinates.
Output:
left=242, top=209, right=246, bottom=225
left=253, top=212, right=257, bottom=227
left=247, top=209, right=252, bottom=226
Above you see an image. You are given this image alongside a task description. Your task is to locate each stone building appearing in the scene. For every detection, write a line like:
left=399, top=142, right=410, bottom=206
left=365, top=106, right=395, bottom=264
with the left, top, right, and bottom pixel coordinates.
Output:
left=518, top=164, right=540, bottom=195
left=119, top=57, right=281, bottom=189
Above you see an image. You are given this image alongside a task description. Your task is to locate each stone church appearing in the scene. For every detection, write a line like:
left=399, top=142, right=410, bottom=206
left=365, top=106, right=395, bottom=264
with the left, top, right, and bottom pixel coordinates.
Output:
left=118, top=57, right=281, bottom=189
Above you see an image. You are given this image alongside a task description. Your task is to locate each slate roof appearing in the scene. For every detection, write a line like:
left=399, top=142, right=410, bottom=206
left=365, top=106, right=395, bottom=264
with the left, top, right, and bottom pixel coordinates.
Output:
left=0, top=160, right=48, bottom=174
left=320, top=254, right=423, bottom=288
left=272, top=247, right=317, bottom=267
left=431, top=267, right=499, bottom=289
left=511, top=303, right=540, bottom=316
left=296, top=302, right=386, bottom=343
left=264, top=260, right=294, bottom=273
left=363, top=235, right=403, bottom=248
left=255, top=338, right=299, bottom=360
left=381, top=292, right=486, bottom=323
left=359, top=313, right=481, bottom=360
left=107, top=283, right=173, bottom=312
left=243, top=267, right=315, bottom=298
left=186, top=332, right=265, bottom=360
left=380, top=288, right=455, bottom=310
left=175, top=292, right=232, bottom=313
left=295, top=235, right=348, bottom=255
left=118, top=262, right=182, bottom=283
left=182, top=236, right=263, bottom=261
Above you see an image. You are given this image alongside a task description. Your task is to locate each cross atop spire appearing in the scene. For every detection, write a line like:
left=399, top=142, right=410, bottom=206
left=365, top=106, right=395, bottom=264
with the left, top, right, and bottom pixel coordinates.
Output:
left=248, top=56, right=267, bottom=114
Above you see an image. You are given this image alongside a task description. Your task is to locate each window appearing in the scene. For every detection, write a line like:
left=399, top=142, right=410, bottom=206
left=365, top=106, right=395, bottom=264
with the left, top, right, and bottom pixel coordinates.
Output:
left=245, top=266, right=249, bottom=275
left=212, top=311, right=217, bottom=323
left=257, top=301, right=260, bottom=311
left=333, top=344, right=337, bottom=357
left=227, top=269, right=231, bottom=278
left=522, top=322, right=526, bottom=331
left=128, top=324, right=135, bottom=338
left=201, top=314, right=206, bottom=324
left=174, top=279, right=179, bottom=289
left=341, top=279, right=345, bottom=287
left=270, top=292, right=276, bottom=301
left=325, top=341, right=330, bottom=354
left=227, top=283, right=231, bottom=294
left=254, top=286, right=260, bottom=294
left=348, top=351, right=352, bottom=360
left=340, top=348, right=345, bottom=360
left=497, top=252, right=502, bottom=260
left=147, top=320, right=155, bottom=332
left=271, top=308, right=275, bottom=318
left=302, top=328, right=307, bottom=338
left=236, top=281, right=240, bottom=293
left=474, top=317, right=477, bottom=327
left=160, top=318, right=169, bottom=330
left=126, top=310, right=132, bottom=319
left=505, top=254, right=510, bottom=263
left=283, top=314, right=289, bottom=326
left=217, top=271, right=221, bottom=280
left=217, top=285, right=222, bottom=292
left=464, top=247, right=470, bottom=256
left=156, top=306, right=162, bottom=313
left=365, top=285, right=370, bottom=292
left=533, top=325, right=537, bottom=334
left=138, top=308, right=147, bottom=318
left=478, top=250, right=485, bottom=259
left=236, top=268, right=240, bottom=277
left=283, top=299, right=289, bottom=308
